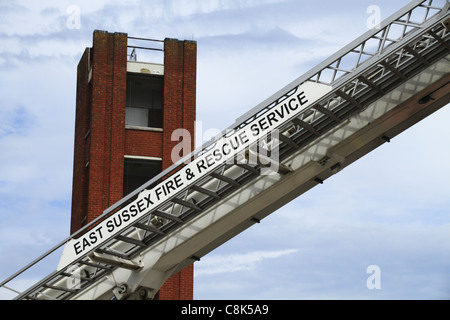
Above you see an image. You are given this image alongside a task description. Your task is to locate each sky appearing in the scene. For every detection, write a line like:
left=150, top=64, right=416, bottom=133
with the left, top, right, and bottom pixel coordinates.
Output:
left=0, top=0, right=449, bottom=300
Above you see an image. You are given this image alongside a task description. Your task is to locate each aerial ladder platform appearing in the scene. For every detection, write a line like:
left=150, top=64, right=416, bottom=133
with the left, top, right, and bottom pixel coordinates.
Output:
left=1, top=0, right=449, bottom=300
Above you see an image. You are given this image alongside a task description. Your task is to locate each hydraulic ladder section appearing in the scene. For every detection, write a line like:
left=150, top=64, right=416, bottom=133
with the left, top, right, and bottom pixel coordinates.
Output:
left=1, top=0, right=449, bottom=300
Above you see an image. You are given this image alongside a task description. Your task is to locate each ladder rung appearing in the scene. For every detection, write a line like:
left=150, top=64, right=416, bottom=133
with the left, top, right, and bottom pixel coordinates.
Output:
left=134, top=222, right=166, bottom=235
left=152, top=210, right=184, bottom=223
left=210, top=172, right=241, bottom=187
left=357, top=76, right=385, bottom=94
left=335, top=90, right=364, bottom=109
left=235, top=162, right=260, bottom=174
left=115, top=235, right=147, bottom=247
left=95, top=248, right=130, bottom=260
left=43, top=284, right=78, bottom=293
left=89, top=252, right=142, bottom=271
left=61, top=272, right=93, bottom=282
left=79, top=260, right=113, bottom=270
left=403, top=45, right=430, bottom=66
left=428, top=30, right=450, bottom=50
left=278, top=133, right=300, bottom=150
left=313, top=104, right=343, bottom=122
left=244, top=149, right=292, bottom=175
left=190, top=185, right=221, bottom=199
left=249, top=144, right=270, bottom=156
left=379, top=61, right=407, bottom=80
left=171, top=198, right=202, bottom=211
left=291, top=118, right=321, bottom=136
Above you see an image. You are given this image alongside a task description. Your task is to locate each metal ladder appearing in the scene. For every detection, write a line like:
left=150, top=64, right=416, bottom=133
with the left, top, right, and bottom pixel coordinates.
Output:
left=1, top=0, right=449, bottom=300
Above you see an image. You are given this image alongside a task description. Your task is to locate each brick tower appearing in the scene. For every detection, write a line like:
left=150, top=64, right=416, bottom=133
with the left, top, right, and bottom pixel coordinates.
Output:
left=70, top=30, right=196, bottom=299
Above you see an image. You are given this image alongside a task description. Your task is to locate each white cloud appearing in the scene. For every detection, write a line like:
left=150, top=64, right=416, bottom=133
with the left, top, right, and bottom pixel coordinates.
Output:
left=0, top=2, right=66, bottom=36
left=161, top=0, right=289, bottom=18
left=195, top=249, right=297, bottom=276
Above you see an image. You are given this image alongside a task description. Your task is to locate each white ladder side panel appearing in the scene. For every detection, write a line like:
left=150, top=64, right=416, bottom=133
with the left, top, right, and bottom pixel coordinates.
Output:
left=57, top=82, right=332, bottom=271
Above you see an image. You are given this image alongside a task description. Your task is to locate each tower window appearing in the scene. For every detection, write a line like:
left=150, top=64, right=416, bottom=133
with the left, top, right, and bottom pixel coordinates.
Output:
left=126, top=73, right=163, bottom=128
left=123, top=157, right=162, bottom=196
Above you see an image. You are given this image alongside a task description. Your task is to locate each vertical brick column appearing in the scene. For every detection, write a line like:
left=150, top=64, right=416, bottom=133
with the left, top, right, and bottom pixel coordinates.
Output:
left=88, top=30, right=108, bottom=221
left=109, top=32, right=127, bottom=207
left=70, top=30, right=127, bottom=230
left=163, top=39, right=197, bottom=168
left=70, top=48, right=90, bottom=234
left=158, top=38, right=197, bottom=300
left=182, top=40, right=197, bottom=152
left=88, top=31, right=127, bottom=222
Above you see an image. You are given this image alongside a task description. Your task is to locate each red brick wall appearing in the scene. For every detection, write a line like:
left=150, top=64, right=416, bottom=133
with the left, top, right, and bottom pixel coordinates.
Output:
left=84, top=31, right=128, bottom=222
left=125, top=129, right=163, bottom=158
left=70, top=32, right=196, bottom=299
left=162, top=39, right=197, bottom=169
left=156, top=264, right=194, bottom=300
left=158, top=39, right=197, bottom=300
left=109, top=33, right=128, bottom=208
left=70, top=47, right=90, bottom=233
